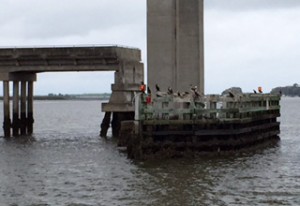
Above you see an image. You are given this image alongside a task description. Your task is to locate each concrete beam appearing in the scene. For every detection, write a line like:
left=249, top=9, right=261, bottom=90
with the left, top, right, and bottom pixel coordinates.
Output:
left=102, top=103, right=135, bottom=112
left=111, top=83, right=141, bottom=92
left=0, top=46, right=140, bottom=60
left=0, top=72, right=37, bottom=81
left=0, top=65, right=119, bottom=73
left=0, top=46, right=141, bottom=73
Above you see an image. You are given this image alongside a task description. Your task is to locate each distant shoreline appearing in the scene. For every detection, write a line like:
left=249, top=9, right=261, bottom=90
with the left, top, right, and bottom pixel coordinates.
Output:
left=272, top=84, right=300, bottom=97
left=34, top=97, right=109, bottom=101
left=0, top=93, right=111, bottom=101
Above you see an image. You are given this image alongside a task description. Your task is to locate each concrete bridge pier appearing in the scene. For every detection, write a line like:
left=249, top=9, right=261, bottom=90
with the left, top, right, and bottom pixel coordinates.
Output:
left=0, top=46, right=143, bottom=138
left=101, top=61, right=144, bottom=137
left=0, top=73, right=36, bottom=137
left=27, top=81, right=34, bottom=135
left=3, top=81, right=11, bottom=137
left=147, top=0, right=205, bottom=94
left=12, top=81, right=20, bottom=136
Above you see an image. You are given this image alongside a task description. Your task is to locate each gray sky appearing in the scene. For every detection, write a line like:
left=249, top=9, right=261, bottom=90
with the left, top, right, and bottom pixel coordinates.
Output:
left=0, top=0, right=299, bottom=94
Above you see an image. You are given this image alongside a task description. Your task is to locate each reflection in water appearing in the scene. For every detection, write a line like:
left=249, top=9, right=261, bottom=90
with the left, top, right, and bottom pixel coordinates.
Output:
left=0, top=98, right=299, bottom=205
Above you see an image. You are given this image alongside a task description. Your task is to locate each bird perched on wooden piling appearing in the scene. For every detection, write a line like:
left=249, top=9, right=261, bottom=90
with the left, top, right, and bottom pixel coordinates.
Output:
left=190, top=85, right=201, bottom=97
left=194, top=90, right=201, bottom=97
left=190, top=85, right=197, bottom=92
left=155, top=84, right=160, bottom=92
left=228, top=91, right=235, bottom=98
left=167, top=87, right=173, bottom=95
left=140, top=81, right=146, bottom=93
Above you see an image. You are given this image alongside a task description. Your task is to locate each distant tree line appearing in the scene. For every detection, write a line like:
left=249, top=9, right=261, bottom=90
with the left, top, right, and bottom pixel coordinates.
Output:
left=35, top=93, right=75, bottom=100
left=0, top=93, right=111, bottom=100
left=34, top=93, right=111, bottom=100
left=271, top=83, right=300, bottom=97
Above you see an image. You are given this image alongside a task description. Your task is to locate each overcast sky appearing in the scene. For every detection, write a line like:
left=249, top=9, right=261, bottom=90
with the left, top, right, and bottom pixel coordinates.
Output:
left=0, top=0, right=299, bottom=94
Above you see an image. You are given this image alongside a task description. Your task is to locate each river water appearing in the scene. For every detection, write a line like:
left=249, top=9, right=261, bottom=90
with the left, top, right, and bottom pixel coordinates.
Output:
left=0, top=97, right=299, bottom=205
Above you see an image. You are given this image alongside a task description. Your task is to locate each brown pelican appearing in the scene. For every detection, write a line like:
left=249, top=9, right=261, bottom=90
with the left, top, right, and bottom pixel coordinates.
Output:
left=167, top=87, right=173, bottom=95
left=155, top=84, right=160, bottom=92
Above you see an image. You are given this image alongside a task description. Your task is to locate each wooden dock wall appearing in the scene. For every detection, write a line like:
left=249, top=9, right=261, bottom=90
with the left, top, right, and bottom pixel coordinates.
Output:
left=120, top=93, right=281, bottom=159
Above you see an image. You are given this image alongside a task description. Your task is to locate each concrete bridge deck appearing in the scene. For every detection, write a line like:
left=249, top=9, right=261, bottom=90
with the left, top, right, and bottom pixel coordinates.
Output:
left=0, top=46, right=141, bottom=72
left=0, top=46, right=144, bottom=137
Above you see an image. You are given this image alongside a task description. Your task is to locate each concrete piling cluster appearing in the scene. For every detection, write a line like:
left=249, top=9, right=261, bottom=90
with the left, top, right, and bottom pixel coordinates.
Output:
left=1, top=73, right=36, bottom=137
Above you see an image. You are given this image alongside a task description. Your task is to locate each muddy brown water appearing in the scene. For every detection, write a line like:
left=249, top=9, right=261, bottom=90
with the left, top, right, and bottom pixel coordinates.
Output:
left=0, top=98, right=299, bottom=205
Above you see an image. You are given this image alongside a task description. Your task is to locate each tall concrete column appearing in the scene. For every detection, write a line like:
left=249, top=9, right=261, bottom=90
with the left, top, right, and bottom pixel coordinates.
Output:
left=147, top=0, right=204, bottom=93
left=20, top=81, right=27, bottom=135
left=12, top=81, right=20, bottom=136
left=3, top=81, right=11, bottom=137
left=27, top=81, right=34, bottom=134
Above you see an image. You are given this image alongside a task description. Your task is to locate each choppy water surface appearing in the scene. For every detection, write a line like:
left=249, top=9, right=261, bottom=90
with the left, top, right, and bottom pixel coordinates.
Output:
left=0, top=98, right=299, bottom=205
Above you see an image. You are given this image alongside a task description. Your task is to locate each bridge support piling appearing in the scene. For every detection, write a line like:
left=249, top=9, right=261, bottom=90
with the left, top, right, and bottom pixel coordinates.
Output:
left=27, top=81, right=34, bottom=135
left=111, top=112, right=134, bottom=137
left=20, top=81, right=27, bottom=135
left=111, top=113, right=120, bottom=137
left=0, top=72, right=36, bottom=137
left=100, top=112, right=111, bottom=137
left=3, top=81, right=11, bottom=138
left=101, top=61, right=144, bottom=137
left=12, top=81, right=20, bottom=136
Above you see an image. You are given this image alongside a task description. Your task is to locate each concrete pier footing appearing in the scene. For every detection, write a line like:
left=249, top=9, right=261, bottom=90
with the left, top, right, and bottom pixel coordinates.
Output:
left=100, top=60, right=144, bottom=137
left=111, top=112, right=134, bottom=137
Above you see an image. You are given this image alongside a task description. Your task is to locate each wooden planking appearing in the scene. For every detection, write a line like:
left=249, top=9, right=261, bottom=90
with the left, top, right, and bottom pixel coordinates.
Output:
left=138, top=93, right=281, bottom=122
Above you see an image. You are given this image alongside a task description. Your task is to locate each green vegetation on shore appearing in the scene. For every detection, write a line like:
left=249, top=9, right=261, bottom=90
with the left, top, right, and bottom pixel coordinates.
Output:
left=271, top=83, right=300, bottom=97
left=35, top=93, right=111, bottom=100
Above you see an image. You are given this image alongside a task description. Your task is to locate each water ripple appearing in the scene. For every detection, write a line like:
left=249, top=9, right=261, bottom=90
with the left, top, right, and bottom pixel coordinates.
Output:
left=0, top=99, right=299, bottom=205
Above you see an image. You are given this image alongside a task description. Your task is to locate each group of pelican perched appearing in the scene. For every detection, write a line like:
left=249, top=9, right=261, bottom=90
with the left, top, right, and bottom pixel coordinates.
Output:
left=140, top=82, right=262, bottom=102
left=143, top=83, right=204, bottom=100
